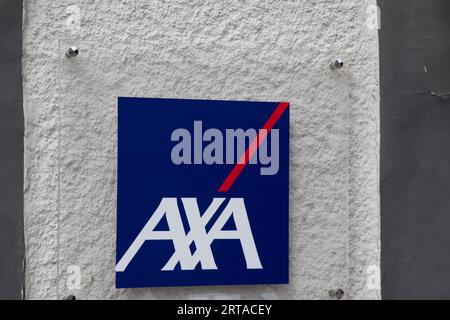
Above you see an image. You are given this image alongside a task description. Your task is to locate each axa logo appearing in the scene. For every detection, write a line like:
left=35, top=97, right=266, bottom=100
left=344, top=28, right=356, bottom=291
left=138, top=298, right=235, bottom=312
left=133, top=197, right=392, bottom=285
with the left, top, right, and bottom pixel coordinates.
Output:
left=117, top=98, right=289, bottom=287
left=116, top=198, right=262, bottom=271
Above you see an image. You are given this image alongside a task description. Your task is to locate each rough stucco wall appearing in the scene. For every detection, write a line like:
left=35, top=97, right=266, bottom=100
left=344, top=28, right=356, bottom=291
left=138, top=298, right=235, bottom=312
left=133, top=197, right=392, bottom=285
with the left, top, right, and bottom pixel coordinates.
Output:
left=23, top=0, right=380, bottom=299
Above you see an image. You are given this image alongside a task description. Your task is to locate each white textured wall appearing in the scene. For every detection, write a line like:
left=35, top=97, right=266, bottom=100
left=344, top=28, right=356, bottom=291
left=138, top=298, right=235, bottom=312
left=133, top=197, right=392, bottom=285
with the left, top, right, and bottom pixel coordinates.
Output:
left=23, top=0, right=380, bottom=299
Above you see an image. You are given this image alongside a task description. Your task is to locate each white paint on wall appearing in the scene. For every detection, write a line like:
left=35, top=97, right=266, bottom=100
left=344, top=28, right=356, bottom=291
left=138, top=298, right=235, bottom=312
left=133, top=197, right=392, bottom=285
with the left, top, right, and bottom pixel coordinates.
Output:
left=23, top=0, right=380, bottom=299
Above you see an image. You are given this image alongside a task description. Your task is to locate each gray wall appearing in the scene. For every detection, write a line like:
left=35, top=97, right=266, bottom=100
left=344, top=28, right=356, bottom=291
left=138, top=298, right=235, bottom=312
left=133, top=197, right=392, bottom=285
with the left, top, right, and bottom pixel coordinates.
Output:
left=380, top=0, right=450, bottom=299
left=0, top=0, right=24, bottom=300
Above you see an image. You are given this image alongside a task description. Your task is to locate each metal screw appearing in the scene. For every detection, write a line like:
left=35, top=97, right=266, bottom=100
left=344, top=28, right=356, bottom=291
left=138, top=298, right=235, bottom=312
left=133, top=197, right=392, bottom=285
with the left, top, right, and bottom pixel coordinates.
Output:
left=329, top=289, right=344, bottom=300
left=65, top=46, right=79, bottom=58
left=330, top=59, right=344, bottom=70
left=64, top=295, right=77, bottom=300
left=335, top=289, right=344, bottom=300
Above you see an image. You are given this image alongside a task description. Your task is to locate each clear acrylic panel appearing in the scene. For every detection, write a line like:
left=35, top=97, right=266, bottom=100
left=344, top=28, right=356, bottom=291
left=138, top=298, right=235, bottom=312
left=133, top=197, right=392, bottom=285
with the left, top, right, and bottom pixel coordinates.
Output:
left=57, top=39, right=350, bottom=299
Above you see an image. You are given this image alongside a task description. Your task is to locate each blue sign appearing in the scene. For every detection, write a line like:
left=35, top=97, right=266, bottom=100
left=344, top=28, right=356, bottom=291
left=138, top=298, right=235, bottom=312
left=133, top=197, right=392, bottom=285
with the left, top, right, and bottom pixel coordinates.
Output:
left=116, top=97, right=289, bottom=288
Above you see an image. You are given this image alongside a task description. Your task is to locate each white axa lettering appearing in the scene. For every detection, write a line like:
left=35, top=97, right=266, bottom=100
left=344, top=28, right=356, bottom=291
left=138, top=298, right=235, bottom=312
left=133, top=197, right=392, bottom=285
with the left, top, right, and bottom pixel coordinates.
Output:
left=116, top=198, right=262, bottom=272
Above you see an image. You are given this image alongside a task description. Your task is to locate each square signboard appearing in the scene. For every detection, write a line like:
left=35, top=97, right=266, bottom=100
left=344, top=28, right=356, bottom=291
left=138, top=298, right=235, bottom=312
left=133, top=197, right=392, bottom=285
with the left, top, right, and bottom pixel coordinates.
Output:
left=116, top=97, right=289, bottom=288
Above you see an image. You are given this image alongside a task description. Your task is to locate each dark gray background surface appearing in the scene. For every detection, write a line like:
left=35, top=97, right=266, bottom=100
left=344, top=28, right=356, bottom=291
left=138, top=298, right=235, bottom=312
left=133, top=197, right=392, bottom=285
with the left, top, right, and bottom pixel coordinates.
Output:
left=0, top=0, right=24, bottom=299
left=380, top=0, right=450, bottom=299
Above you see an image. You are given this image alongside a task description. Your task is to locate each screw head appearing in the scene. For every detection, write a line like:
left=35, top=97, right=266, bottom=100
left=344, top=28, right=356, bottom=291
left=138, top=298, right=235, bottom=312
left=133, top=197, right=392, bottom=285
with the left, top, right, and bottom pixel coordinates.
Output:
left=329, top=288, right=344, bottom=299
left=328, top=289, right=336, bottom=298
left=330, top=59, right=344, bottom=70
left=335, top=289, right=344, bottom=300
left=66, top=46, right=79, bottom=58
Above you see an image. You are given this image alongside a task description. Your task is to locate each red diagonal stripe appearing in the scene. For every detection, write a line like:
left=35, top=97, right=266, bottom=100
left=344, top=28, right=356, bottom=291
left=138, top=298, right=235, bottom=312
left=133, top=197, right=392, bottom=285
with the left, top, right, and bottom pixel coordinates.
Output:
left=218, top=102, right=289, bottom=193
